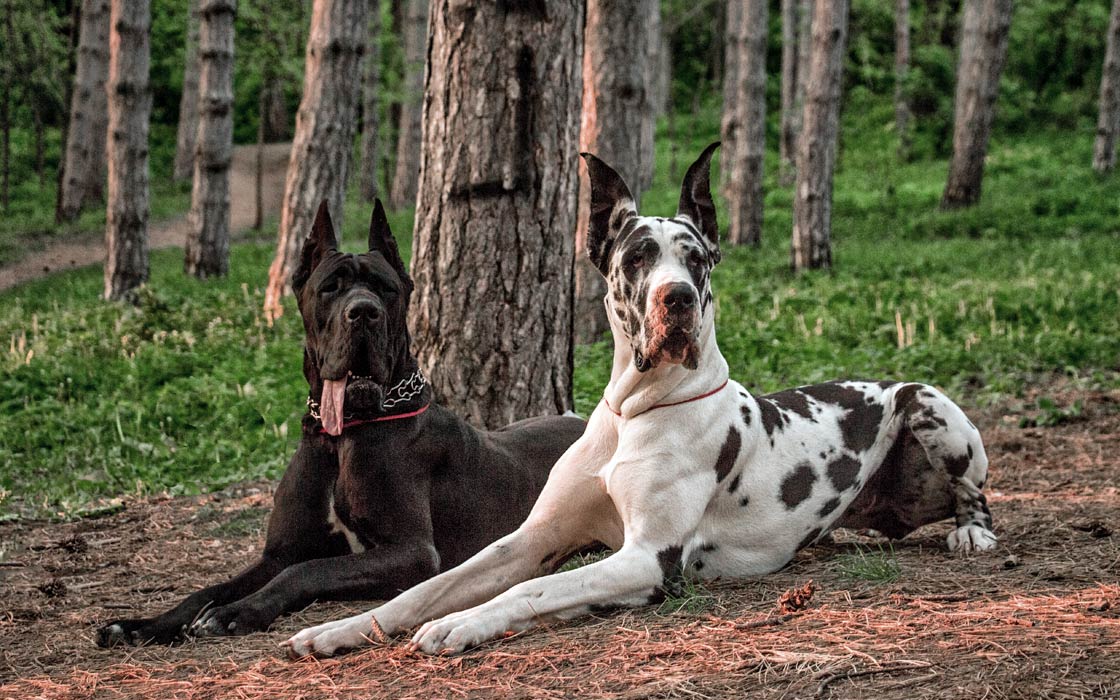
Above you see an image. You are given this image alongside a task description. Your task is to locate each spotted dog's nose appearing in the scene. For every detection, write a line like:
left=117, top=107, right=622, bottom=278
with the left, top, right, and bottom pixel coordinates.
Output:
left=659, top=283, right=697, bottom=313
left=345, top=298, right=382, bottom=323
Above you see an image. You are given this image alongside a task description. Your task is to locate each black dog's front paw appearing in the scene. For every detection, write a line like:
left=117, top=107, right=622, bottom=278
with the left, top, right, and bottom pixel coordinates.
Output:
left=189, top=604, right=273, bottom=638
left=96, top=618, right=182, bottom=648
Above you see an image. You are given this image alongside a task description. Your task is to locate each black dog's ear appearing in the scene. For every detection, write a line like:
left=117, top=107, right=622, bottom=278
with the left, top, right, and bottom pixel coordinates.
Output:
left=677, top=142, right=721, bottom=263
left=581, top=152, right=638, bottom=275
left=368, top=198, right=413, bottom=291
left=293, top=200, right=338, bottom=291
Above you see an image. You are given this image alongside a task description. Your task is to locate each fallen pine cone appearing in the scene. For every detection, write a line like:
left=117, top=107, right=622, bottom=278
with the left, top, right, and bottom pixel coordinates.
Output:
left=778, top=580, right=817, bottom=614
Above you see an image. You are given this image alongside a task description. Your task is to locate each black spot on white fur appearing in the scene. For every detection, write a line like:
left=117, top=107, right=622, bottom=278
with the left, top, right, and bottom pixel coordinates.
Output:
left=714, top=426, right=741, bottom=483
left=827, top=454, right=861, bottom=491
left=780, top=463, right=817, bottom=509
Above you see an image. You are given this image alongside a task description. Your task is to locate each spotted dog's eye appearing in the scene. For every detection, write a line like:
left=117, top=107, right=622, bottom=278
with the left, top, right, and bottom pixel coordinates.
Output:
left=687, top=249, right=706, bottom=267
left=624, top=251, right=645, bottom=270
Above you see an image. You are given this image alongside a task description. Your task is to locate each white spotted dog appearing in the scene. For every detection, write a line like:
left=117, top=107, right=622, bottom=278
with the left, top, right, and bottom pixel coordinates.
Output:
left=284, top=143, right=996, bottom=658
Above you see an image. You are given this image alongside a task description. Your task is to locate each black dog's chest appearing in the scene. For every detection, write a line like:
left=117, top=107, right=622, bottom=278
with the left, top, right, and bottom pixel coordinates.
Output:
left=326, top=486, right=368, bottom=554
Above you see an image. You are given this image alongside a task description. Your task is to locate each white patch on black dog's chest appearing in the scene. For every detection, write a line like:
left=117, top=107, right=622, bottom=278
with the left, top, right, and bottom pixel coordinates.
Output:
left=327, top=494, right=366, bottom=554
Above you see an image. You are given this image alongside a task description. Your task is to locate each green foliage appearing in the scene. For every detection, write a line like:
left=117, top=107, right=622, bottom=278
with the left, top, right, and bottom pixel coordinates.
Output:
left=657, top=577, right=717, bottom=615
left=835, top=544, right=901, bottom=584
left=1019, top=396, right=1084, bottom=428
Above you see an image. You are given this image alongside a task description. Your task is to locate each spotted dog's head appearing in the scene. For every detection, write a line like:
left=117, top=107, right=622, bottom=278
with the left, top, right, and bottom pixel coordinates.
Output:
left=581, top=143, right=721, bottom=371
left=293, top=200, right=416, bottom=435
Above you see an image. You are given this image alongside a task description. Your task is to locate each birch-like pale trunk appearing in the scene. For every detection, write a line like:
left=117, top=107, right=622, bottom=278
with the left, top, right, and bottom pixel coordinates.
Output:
left=1093, top=0, right=1120, bottom=173
left=59, top=0, right=110, bottom=221
left=173, top=0, right=201, bottom=182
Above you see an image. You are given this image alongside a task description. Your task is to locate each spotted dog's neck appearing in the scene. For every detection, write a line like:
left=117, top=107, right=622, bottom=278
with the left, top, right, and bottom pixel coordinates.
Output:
left=603, top=302, right=729, bottom=419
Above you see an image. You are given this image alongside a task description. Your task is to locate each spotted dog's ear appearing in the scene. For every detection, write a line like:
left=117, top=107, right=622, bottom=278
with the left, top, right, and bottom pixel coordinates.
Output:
left=368, top=198, right=414, bottom=292
left=677, top=142, right=721, bottom=264
left=581, top=152, right=638, bottom=275
left=293, top=200, right=338, bottom=292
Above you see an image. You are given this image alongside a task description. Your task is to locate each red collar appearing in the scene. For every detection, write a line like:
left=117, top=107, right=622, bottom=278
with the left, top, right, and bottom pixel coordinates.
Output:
left=604, top=379, right=729, bottom=417
left=318, top=401, right=431, bottom=434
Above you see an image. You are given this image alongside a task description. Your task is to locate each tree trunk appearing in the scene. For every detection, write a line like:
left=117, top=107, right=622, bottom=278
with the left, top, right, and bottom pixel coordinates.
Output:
left=255, top=80, right=265, bottom=230
left=173, top=0, right=201, bottom=182
left=409, top=0, right=583, bottom=428
left=779, top=0, right=799, bottom=184
left=895, top=0, right=911, bottom=160
left=359, top=0, right=381, bottom=202
left=719, top=0, right=742, bottom=193
left=387, top=0, right=426, bottom=210
left=640, top=0, right=661, bottom=190
left=185, top=0, right=236, bottom=279
left=56, top=0, right=81, bottom=222
left=59, top=0, right=110, bottom=221
left=940, top=0, right=1012, bottom=209
left=262, top=78, right=289, bottom=141
left=727, top=0, right=768, bottom=247
left=1093, top=0, right=1120, bottom=173
left=574, top=0, right=656, bottom=345
left=104, top=0, right=152, bottom=301
left=264, top=0, right=367, bottom=319
left=791, top=0, right=849, bottom=272
left=791, top=0, right=813, bottom=172
left=1, top=0, right=10, bottom=211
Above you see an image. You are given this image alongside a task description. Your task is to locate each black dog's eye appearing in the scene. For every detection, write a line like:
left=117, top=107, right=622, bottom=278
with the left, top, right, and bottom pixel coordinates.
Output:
left=319, top=279, right=339, bottom=295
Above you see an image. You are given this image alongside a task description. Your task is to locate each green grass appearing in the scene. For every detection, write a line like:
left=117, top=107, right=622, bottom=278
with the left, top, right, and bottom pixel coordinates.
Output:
left=834, top=543, right=902, bottom=584
left=2, top=95, right=1119, bottom=518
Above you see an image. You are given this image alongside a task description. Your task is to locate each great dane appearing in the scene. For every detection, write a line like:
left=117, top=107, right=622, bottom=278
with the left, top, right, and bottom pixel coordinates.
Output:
left=285, top=145, right=997, bottom=657
left=96, top=201, right=585, bottom=647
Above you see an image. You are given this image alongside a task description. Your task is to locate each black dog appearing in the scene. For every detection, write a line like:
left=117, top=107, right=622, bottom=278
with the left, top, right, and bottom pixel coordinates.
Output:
left=96, top=201, right=585, bottom=646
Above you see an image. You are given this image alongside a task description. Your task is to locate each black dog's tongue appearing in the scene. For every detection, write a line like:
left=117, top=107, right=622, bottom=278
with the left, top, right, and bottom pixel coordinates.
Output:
left=321, top=379, right=347, bottom=436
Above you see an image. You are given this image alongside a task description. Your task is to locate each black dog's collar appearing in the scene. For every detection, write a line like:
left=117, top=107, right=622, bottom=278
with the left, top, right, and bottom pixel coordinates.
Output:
left=306, top=368, right=430, bottom=433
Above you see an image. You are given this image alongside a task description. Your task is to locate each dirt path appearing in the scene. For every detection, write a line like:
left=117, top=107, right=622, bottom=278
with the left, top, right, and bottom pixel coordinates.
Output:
left=0, top=143, right=291, bottom=292
left=1, top=388, right=1117, bottom=698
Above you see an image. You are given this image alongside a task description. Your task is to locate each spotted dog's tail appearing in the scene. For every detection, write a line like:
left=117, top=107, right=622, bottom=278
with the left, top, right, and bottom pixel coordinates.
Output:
left=893, top=383, right=997, bottom=552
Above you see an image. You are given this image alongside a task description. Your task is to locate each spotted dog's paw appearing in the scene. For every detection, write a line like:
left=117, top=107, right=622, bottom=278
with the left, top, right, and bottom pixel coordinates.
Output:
left=283, top=611, right=377, bottom=658
left=96, top=619, right=178, bottom=648
left=947, top=524, right=998, bottom=552
left=409, top=608, right=510, bottom=655
left=189, top=604, right=271, bottom=637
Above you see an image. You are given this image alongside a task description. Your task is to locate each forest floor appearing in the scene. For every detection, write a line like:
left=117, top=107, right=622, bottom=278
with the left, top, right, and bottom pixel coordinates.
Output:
left=1, top=383, right=1117, bottom=699
left=0, top=143, right=291, bottom=292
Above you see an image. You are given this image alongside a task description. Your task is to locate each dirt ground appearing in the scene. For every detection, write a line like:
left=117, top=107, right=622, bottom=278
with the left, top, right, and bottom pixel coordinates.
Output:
left=0, top=143, right=291, bottom=292
left=1, top=387, right=1117, bottom=699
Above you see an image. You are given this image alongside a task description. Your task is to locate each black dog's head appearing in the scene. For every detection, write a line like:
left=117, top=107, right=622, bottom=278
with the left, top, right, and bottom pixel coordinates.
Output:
left=580, top=143, right=721, bottom=372
left=293, top=200, right=416, bottom=435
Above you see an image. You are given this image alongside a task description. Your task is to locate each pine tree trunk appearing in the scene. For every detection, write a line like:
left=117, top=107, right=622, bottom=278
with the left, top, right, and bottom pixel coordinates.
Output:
left=387, top=0, right=426, bottom=210
left=793, top=0, right=814, bottom=155
left=574, top=0, right=656, bottom=345
left=104, top=0, right=152, bottom=301
left=409, top=0, right=583, bottom=428
left=719, top=0, right=742, bottom=193
left=56, top=0, right=81, bottom=222
left=254, top=79, right=265, bottom=230
left=940, top=0, right=1012, bottom=209
left=359, top=0, right=381, bottom=202
left=640, top=0, right=661, bottom=190
left=264, top=0, right=367, bottom=319
left=791, top=0, right=849, bottom=272
left=895, top=0, right=911, bottom=160
left=727, top=0, right=768, bottom=247
left=173, top=0, right=201, bottom=182
left=1, top=0, right=10, bottom=212
left=59, top=0, right=110, bottom=221
left=1093, top=0, right=1120, bottom=173
left=185, top=0, right=236, bottom=279
left=779, top=0, right=799, bottom=184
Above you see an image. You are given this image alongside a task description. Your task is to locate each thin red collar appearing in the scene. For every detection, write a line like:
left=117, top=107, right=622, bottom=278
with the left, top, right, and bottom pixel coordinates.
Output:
left=318, top=401, right=431, bottom=434
left=604, top=379, right=729, bottom=417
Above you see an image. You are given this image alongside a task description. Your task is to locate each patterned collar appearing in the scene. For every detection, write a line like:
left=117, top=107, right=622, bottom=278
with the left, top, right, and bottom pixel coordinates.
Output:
left=306, top=367, right=430, bottom=433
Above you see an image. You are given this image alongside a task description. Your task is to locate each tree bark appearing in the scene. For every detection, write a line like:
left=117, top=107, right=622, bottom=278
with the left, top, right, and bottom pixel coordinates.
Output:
left=727, top=0, right=768, bottom=247
left=104, top=0, right=151, bottom=301
left=719, top=0, right=742, bottom=193
left=1, top=0, right=10, bottom=211
left=409, top=0, right=583, bottom=428
left=185, top=0, right=236, bottom=279
left=574, top=0, right=656, bottom=345
left=387, top=0, right=426, bottom=210
left=55, top=0, right=81, bottom=222
left=640, top=0, right=661, bottom=190
left=791, top=0, right=849, bottom=272
left=359, top=0, right=381, bottom=202
left=793, top=0, right=814, bottom=159
left=173, top=0, right=201, bottom=182
left=779, top=0, right=799, bottom=184
left=59, top=0, right=110, bottom=221
left=264, top=0, right=368, bottom=319
left=940, top=0, right=1012, bottom=209
left=894, top=0, right=911, bottom=160
left=1093, top=0, right=1120, bottom=173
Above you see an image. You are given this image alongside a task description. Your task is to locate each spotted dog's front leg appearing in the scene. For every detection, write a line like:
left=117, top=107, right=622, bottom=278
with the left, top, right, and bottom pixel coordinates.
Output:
left=409, top=543, right=666, bottom=654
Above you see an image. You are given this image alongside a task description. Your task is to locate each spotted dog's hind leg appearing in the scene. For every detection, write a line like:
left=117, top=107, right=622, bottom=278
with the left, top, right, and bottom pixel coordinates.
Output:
left=896, top=384, right=997, bottom=552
